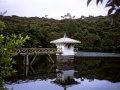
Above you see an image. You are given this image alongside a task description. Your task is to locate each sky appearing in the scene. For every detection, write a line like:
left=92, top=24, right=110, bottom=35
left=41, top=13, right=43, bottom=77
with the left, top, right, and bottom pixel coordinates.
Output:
left=0, top=0, right=110, bottom=19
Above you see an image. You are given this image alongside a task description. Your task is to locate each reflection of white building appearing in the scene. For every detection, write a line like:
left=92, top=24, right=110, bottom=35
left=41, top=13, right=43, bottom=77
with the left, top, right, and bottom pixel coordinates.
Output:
left=56, top=69, right=74, bottom=82
left=51, top=68, right=80, bottom=90
left=50, top=34, right=81, bottom=55
left=51, top=56, right=80, bottom=90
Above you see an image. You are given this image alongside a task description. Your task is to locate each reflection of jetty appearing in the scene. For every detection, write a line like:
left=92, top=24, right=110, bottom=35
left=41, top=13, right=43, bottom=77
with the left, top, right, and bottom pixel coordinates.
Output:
left=4, top=64, right=57, bottom=85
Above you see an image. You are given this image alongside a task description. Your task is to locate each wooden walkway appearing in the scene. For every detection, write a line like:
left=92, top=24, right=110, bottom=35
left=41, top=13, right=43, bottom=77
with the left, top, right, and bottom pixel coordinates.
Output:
left=14, top=48, right=62, bottom=65
left=15, top=48, right=62, bottom=55
left=14, top=48, right=78, bottom=65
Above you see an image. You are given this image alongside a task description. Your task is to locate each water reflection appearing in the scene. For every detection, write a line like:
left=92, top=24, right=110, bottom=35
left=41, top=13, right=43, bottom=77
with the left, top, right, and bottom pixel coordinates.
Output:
left=51, top=56, right=80, bottom=90
left=74, top=57, right=120, bottom=83
left=56, top=55, right=74, bottom=63
left=24, top=66, right=36, bottom=76
left=4, top=55, right=120, bottom=90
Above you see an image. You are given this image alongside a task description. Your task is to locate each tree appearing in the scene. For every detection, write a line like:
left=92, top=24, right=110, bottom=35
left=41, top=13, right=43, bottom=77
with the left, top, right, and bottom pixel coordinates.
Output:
left=0, top=20, right=29, bottom=89
left=61, top=13, right=77, bottom=38
left=87, top=0, right=120, bottom=23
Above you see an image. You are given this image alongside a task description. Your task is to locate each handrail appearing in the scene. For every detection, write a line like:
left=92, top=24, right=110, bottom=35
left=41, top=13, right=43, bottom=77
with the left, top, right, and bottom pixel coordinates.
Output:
left=14, top=48, right=78, bottom=55
left=14, top=48, right=62, bottom=55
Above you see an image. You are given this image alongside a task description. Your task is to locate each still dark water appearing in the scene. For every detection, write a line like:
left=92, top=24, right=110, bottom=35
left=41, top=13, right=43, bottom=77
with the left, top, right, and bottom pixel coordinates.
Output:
left=4, top=52, right=120, bottom=90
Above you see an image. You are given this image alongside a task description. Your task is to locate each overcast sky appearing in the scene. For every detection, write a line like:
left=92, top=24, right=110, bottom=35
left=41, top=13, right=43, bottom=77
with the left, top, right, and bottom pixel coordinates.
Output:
left=0, top=0, right=110, bottom=19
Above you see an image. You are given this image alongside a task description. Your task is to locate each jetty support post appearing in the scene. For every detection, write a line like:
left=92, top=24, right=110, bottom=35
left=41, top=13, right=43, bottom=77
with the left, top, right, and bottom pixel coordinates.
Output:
left=26, top=54, right=29, bottom=66
left=23, top=54, right=29, bottom=66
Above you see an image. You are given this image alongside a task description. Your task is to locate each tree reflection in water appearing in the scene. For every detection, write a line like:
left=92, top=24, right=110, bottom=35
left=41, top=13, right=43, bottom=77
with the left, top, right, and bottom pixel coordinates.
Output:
left=4, top=55, right=120, bottom=89
left=74, top=57, right=120, bottom=83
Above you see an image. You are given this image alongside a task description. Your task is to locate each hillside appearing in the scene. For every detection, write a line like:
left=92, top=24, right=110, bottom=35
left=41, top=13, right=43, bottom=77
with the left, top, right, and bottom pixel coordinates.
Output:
left=1, top=15, right=120, bottom=52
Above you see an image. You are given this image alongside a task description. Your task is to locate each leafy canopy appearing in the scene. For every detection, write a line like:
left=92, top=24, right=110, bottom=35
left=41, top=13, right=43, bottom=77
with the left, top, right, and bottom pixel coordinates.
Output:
left=87, top=0, right=120, bottom=20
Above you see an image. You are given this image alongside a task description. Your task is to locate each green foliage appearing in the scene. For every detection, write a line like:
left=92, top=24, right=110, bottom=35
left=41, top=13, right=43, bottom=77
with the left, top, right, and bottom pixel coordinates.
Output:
left=0, top=34, right=29, bottom=76
left=0, top=20, right=5, bottom=31
left=0, top=20, right=29, bottom=89
left=1, top=15, right=120, bottom=52
left=0, top=34, right=29, bottom=88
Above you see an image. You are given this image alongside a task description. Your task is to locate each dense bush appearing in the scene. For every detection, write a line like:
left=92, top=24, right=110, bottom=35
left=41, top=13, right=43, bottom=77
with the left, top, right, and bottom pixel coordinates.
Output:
left=1, top=15, right=120, bottom=52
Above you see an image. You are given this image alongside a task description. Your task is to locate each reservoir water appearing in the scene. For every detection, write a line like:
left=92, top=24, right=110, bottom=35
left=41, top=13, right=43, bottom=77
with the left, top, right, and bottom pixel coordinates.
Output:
left=4, top=52, right=120, bottom=90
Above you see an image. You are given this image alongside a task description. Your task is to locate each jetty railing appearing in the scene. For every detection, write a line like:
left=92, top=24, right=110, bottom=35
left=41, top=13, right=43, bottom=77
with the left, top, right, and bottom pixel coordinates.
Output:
left=15, top=48, right=78, bottom=55
left=14, top=48, right=78, bottom=65
left=15, top=48, right=62, bottom=55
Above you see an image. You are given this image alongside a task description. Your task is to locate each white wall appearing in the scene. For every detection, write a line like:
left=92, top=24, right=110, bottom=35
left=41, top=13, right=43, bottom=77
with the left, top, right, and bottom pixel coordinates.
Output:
left=56, top=43, right=75, bottom=55
left=64, top=45, right=74, bottom=55
left=61, top=70, right=74, bottom=81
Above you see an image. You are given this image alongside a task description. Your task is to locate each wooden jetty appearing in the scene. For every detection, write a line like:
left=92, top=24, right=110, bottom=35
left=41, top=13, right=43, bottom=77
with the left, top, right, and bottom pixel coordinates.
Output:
left=15, top=48, right=78, bottom=55
left=14, top=48, right=62, bottom=65
left=14, top=48, right=78, bottom=66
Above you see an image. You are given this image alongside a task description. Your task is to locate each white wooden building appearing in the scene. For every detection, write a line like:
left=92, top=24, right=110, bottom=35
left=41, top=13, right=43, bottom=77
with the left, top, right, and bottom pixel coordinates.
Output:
left=50, top=34, right=81, bottom=55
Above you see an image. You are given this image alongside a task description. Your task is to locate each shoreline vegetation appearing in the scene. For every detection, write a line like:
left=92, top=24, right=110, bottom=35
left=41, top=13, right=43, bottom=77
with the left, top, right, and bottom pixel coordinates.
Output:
left=1, top=15, right=120, bottom=53
left=0, top=20, right=29, bottom=90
